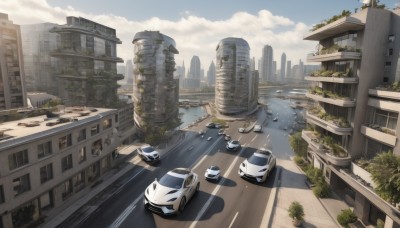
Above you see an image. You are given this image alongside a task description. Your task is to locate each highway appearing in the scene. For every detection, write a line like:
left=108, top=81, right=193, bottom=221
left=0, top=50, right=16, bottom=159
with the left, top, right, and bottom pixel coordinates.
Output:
left=74, top=98, right=298, bottom=228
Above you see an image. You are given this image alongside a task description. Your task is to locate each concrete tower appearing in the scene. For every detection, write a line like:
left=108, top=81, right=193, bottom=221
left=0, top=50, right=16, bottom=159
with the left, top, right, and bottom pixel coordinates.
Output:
left=260, top=45, right=273, bottom=83
left=280, top=52, right=286, bottom=82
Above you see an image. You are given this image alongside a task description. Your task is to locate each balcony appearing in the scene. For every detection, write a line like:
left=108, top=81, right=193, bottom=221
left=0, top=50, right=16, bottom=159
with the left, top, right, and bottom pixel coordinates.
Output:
left=361, top=124, right=397, bottom=147
left=302, top=130, right=325, bottom=150
left=307, top=51, right=361, bottom=62
left=306, top=112, right=352, bottom=135
left=369, top=88, right=400, bottom=101
left=305, top=69, right=357, bottom=84
left=306, top=92, right=355, bottom=107
left=304, top=16, right=365, bottom=41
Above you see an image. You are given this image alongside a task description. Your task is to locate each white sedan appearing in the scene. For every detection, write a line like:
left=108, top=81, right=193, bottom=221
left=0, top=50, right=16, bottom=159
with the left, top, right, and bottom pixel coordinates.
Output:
left=205, top=166, right=221, bottom=181
left=226, top=140, right=241, bottom=151
left=238, top=149, right=276, bottom=183
left=137, top=145, right=160, bottom=163
left=144, top=168, right=200, bottom=215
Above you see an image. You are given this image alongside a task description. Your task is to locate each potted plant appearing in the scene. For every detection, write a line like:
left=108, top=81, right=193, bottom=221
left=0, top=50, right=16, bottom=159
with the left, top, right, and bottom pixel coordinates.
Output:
left=288, top=201, right=305, bottom=227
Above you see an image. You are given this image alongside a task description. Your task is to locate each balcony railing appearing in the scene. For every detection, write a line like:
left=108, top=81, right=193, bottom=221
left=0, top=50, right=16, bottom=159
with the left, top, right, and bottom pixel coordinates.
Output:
left=306, top=92, right=355, bottom=107
left=361, top=124, right=397, bottom=147
left=307, top=46, right=361, bottom=62
left=305, top=69, right=357, bottom=84
left=306, top=112, right=352, bottom=135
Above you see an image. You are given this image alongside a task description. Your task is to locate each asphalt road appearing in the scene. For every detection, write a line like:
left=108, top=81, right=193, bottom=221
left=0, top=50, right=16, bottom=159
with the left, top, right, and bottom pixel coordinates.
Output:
left=76, top=97, right=297, bottom=228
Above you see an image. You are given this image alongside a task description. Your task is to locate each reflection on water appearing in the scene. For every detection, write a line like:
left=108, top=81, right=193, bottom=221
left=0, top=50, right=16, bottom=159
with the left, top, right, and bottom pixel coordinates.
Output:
left=179, top=106, right=207, bottom=129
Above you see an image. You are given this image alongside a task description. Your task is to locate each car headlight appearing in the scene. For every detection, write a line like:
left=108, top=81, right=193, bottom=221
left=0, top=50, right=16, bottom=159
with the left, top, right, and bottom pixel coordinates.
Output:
left=165, top=205, right=174, bottom=210
left=259, top=168, right=267, bottom=172
left=167, top=197, right=177, bottom=202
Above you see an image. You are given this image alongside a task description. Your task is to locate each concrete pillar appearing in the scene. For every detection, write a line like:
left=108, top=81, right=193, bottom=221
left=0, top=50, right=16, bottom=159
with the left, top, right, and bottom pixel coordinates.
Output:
left=384, top=215, right=394, bottom=228
left=354, top=191, right=371, bottom=225
left=2, top=213, right=12, bottom=228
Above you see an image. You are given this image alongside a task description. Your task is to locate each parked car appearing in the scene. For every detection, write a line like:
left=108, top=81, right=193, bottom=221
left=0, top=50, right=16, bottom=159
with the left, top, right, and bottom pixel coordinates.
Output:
left=137, top=145, right=160, bottom=163
left=238, top=128, right=245, bottom=133
left=253, top=125, right=262, bottom=133
left=206, top=122, right=215, bottom=128
left=224, top=135, right=231, bottom=141
left=226, top=140, right=241, bottom=151
left=144, top=168, right=199, bottom=215
left=238, top=149, right=276, bottom=183
left=218, top=129, right=225, bottom=135
left=204, top=166, right=221, bottom=181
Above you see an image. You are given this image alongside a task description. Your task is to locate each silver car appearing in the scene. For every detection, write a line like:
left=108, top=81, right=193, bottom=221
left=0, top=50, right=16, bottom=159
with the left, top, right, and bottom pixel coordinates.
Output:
left=137, top=145, right=160, bottom=163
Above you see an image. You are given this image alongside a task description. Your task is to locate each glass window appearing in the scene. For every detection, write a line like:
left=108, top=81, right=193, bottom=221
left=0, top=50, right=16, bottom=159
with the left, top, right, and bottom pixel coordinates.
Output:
left=40, top=164, right=53, bottom=184
left=78, top=147, right=86, bottom=163
left=388, top=35, right=395, bottom=43
left=387, top=48, right=393, bottom=56
left=91, top=139, right=103, bottom=156
left=77, top=129, right=86, bottom=142
left=9, top=149, right=29, bottom=170
left=38, top=141, right=52, bottom=159
left=0, top=185, right=4, bottom=204
left=61, top=154, right=73, bottom=172
left=61, top=179, right=73, bottom=200
left=91, top=124, right=99, bottom=136
left=365, top=139, right=392, bottom=159
left=59, top=134, right=72, bottom=150
left=74, top=171, right=85, bottom=187
left=13, top=174, right=31, bottom=196
left=102, top=118, right=112, bottom=130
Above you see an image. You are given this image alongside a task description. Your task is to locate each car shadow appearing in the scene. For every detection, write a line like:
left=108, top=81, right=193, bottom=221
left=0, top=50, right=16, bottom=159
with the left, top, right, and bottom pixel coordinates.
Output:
left=208, top=176, right=236, bottom=187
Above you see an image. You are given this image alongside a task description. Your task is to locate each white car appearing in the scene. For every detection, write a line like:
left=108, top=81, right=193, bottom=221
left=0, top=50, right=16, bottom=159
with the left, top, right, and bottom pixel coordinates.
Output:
left=144, top=168, right=200, bottom=215
left=238, top=149, right=276, bottom=183
left=204, top=166, right=221, bottom=181
left=218, top=129, right=225, bottom=135
left=137, top=145, right=160, bottom=163
left=238, top=128, right=245, bottom=133
left=226, top=140, right=241, bottom=151
left=253, top=125, right=262, bottom=132
left=207, top=136, right=212, bottom=141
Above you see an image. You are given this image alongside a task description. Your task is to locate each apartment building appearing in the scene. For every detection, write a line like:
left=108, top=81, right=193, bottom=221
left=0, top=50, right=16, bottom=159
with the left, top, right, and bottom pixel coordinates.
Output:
left=0, top=13, right=27, bottom=110
left=49, top=16, right=124, bottom=107
left=132, top=31, right=180, bottom=131
left=0, top=107, right=120, bottom=228
left=215, top=37, right=258, bottom=114
left=302, top=7, right=400, bottom=227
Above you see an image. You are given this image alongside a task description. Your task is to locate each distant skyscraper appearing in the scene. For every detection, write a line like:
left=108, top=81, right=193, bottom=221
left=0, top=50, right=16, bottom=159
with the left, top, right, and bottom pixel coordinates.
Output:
left=0, top=13, right=27, bottom=110
left=260, top=45, right=273, bottom=83
left=280, top=53, right=286, bottom=82
left=188, top=56, right=201, bottom=88
left=132, top=31, right=179, bottom=131
left=273, top=61, right=277, bottom=80
left=215, top=37, right=257, bottom=114
left=207, top=61, right=216, bottom=86
left=286, top=60, right=292, bottom=79
left=117, top=64, right=126, bottom=84
left=250, top=57, right=256, bottom=71
left=125, top=60, right=133, bottom=86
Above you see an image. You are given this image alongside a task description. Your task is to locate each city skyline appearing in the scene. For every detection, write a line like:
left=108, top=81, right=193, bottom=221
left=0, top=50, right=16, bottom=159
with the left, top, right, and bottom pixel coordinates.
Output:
left=2, top=0, right=399, bottom=71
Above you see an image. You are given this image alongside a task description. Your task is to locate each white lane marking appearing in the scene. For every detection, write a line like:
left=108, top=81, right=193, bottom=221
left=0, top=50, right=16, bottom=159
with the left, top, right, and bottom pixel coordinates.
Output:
left=109, top=204, right=137, bottom=228
left=192, top=155, right=208, bottom=170
left=228, top=211, right=239, bottom=228
left=238, top=135, right=242, bottom=141
left=191, top=136, right=222, bottom=170
left=113, top=167, right=146, bottom=196
left=250, top=135, right=257, bottom=143
left=189, top=147, right=245, bottom=228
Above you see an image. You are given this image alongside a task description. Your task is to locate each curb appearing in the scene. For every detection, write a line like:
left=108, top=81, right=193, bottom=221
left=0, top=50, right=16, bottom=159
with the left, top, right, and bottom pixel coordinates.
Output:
left=261, top=166, right=282, bottom=227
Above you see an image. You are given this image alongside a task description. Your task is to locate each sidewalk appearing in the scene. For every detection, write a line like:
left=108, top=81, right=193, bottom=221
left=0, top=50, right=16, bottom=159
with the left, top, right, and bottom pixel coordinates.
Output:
left=268, top=158, right=348, bottom=228
left=41, top=130, right=186, bottom=228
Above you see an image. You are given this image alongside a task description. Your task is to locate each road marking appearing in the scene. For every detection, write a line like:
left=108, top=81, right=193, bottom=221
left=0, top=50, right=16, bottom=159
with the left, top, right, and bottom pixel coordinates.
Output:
left=250, top=135, right=257, bottom=143
left=238, top=135, right=242, bottom=141
left=228, top=211, right=239, bottom=228
left=189, top=147, right=245, bottom=228
left=191, top=136, right=222, bottom=170
left=109, top=203, right=137, bottom=228
left=113, top=167, right=146, bottom=196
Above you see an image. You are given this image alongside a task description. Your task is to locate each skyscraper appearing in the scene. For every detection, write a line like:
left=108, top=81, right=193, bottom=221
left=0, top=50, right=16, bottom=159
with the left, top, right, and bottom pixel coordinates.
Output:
left=260, top=45, right=273, bottom=83
left=215, top=37, right=257, bottom=114
left=207, top=61, right=216, bottom=86
left=272, top=61, right=277, bottom=80
left=0, top=13, right=27, bottom=110
left=280, top=53, right=286, bottom=82
left=132, top=31, right=179, bottom=131
left=125, top=60, right=133, bottom=86
left=286, top=60, right=292, bottom=79
left=188, top=55, right=201, bottom=88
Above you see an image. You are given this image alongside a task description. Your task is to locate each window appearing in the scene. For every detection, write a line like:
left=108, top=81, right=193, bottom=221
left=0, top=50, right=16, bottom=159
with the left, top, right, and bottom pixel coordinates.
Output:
left=9, top=149, right=29, bottom=170
left=77, top=129, right=86, bottom=142
left=91, top=139, right=103, bottom=156
left=59, top=134, right=72, bottom=150
left=61, top=179, right=73, bottom=200
left=0, top=185, right=4, bottom=204
left=74, top=171, right=85, bottom=187
left=102, top=118, right=112, bottom=129
left=91, top=124, right=99, bottom=136
left=373, top=109, right=398, bottom=130
left=13, top=174, right=31, bottom=196
left=40, top=164, right=53, bottom=183
left=61, top=154, right=73, bottom=172
left=38, top=141, right=52, bottom=158
left=78, top=147, right=86, bottom=163
left=115, top=114, right=119, bottom=123
left=388, top=34, right=395, bottom=43
left=387, top=48, right=393, bottom=56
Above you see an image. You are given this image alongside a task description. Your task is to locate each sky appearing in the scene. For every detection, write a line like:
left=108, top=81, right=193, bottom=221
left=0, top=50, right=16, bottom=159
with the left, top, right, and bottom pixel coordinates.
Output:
left=1, top=0, right=399, bottom=73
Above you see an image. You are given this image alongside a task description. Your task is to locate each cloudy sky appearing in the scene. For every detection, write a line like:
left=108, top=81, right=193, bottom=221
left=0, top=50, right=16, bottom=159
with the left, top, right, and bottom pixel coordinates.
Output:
left=1, top=0, right=399, bottom=72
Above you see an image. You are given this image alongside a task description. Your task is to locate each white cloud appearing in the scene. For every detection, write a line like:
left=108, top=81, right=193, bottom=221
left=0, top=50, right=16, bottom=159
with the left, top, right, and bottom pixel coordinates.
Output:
left=0, top=0, right=317, bottom=73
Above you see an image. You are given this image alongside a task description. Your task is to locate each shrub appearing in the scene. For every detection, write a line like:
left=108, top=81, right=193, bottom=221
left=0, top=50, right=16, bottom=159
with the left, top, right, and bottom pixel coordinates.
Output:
left=288, top=201, right=305, bottom=221
left=313, top=181, right=330, bottom=198
left=306, top=167, right=324, bottom=184
left=337, top=209, right=357, bottom=228
left=377, top=219, right=385, bottom=228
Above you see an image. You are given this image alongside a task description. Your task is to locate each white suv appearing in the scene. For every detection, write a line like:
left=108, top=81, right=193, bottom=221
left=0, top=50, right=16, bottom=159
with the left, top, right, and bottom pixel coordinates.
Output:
left=137, top=145, right=160, bottom=163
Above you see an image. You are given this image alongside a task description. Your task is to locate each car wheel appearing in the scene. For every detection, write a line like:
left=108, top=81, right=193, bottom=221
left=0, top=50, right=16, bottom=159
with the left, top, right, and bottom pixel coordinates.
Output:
left=178, top=197, right=186, bottom=213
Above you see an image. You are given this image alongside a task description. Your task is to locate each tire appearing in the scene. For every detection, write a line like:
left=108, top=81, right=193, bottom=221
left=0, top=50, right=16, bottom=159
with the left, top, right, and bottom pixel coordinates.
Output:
left=178, top=197, right=186, bottom=214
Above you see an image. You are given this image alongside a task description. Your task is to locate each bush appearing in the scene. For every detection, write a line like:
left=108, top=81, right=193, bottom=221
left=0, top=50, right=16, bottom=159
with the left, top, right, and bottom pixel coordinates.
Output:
left=313, top=181, right=330, bottom=198
left=306, top=167, right=324, bottom=184
left=337, top=209, right=357, bottom=228
left=377, top=219, right=385, bottom=228
left=288, top=201, right=305, bottom=221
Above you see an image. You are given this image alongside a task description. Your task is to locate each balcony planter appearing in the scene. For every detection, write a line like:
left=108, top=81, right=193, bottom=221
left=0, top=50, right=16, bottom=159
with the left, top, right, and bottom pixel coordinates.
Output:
left=326, top=153, right=351, bottom=167
left=351, top=162, right=376, bottom=189
left=360, top=125, right=397, bottom=147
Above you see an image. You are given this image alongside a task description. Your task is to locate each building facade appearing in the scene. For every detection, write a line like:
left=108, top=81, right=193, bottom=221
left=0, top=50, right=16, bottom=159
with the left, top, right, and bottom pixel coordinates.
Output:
left=49, top=16, right=124, bottom=107
left=0, top=13, right=27, bottom=110
left=280, top=52, right=286, bottom=82
left=0, top=107, right=120, bottom=228
left=260, top=45, right=273, bottom=83
left=302, top=7, right=400, bottom=227
left=132, top=31, right=180, bottom=131
left=187, top=56, right=201, bottom=89
left=207, top=61, right=216, bottom=86
left=215, top=37, right=257, bottom=114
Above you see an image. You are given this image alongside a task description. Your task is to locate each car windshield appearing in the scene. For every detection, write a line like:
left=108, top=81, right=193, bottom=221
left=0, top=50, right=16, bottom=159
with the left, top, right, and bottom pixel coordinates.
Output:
left=159, top=174, right=184, bottom=189
left=231, top=141, right=239, bottom=144
left=210, top=166, right=219, bottom=171
left=247, top=155, right=268, bottom=166
left=142, top=146, right=155, bottom=153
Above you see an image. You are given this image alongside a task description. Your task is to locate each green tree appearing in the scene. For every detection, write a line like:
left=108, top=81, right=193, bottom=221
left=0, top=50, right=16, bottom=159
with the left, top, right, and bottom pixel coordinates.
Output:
left=289, top=132, right=308, bottom=158
left=369, top=151, right=400, bottom=204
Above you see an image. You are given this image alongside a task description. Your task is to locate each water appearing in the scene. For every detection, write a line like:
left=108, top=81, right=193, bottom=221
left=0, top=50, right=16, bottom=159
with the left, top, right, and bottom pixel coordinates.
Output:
left=179, top=106, right=207, bottom=129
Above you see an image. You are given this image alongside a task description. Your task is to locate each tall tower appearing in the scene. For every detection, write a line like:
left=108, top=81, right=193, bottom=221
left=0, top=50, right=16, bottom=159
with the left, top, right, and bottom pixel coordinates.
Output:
left=207, top=61, right=216, bottom=86
left=215, top=37, right=257, bottom=114
left=0, top=13, right=27, bottom=110
left=260, top=45, right=273, bottom=83
left=189, top=56, right=201, bottom=88
left=286, top=60, right=292, bottom=79
left=280, top=53, right=286, bottom=82
left=132, top=31, right=179, bottom=131
left=125, top=60, right=133, bottom=86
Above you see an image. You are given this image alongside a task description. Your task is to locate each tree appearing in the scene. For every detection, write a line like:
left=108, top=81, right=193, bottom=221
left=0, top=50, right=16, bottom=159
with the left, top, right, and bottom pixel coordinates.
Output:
left=288, top=201, right=305, bottom=221
left=289, top=132, right=308, bottom=158
left=369, top=151, right=400, bottom=205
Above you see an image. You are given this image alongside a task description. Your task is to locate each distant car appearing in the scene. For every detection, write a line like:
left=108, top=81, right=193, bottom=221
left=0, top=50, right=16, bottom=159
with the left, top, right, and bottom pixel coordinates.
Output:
left=224, top=135, right=231, bottom=141
left=137, top=145, right=160, bottom=163
left=207, top=137, right=212, bottom=141
left=239, top=149, right=276, bottom=183
left=144, top=168, right=200, bottom=215
left=226, top=140, right=241, bottom=151
left=273, top=117, right=278, bottom=121
left=253, top=125, right=262, bottom=133
left=204, top=166, right=221, bottom=181
left=238, top=128, right=245, bottom=133
left=215, top=124, right=223, bottom=129
left=206, top=122, right=215, bottom=128
left=218, top=129, right=225, bottom=135
left=199, top=130, right=206, bottom=135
